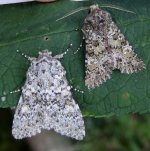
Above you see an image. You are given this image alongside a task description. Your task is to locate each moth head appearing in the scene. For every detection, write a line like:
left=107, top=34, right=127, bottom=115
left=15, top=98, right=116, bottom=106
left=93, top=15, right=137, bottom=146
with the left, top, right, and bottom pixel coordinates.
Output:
left=90, top=4, right=99, bottom=12
left=38, top=50, right=53, bottom=57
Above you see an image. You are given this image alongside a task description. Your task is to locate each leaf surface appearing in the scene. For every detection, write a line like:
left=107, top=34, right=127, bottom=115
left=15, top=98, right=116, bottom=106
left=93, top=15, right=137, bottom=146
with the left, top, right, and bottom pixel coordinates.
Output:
left=0, top=0, right=149, bottom=117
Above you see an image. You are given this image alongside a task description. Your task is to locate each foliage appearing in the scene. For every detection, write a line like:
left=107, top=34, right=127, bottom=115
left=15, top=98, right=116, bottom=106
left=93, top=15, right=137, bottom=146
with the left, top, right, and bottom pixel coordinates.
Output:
left=0, top=0, right=149, bottom=116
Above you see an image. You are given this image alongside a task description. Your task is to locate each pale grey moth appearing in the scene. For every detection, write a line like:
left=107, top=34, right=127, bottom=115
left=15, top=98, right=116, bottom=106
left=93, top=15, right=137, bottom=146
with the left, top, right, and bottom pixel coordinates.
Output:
left=12, top=48, right=85, bottom=140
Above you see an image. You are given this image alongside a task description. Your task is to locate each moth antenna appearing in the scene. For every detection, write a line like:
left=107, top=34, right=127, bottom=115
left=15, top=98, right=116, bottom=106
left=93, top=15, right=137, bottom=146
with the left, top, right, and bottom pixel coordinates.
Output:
left=54, top=43, right=73, bottom=59
left=56, top=4, right=135, bottom=22
left=16, top=50, right=32, bottom=61
left=70, top=86, right=84, bottom=94
left=56, top=6, right=89, bottom=21
left=100, top=4, right=136, bottom=14
left=9, top=89, right=21, bottom=94
left=0, top=89, right=21, bottom=99
left=74, top=37, right=85, bottom=54
left=62, top=43, right=73, bottom=56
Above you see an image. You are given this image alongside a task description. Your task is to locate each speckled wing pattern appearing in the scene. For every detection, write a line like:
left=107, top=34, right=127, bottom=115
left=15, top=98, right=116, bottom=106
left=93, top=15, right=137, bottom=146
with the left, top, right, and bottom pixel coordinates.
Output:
left=82, top=5, right=145, bottom=89
left=12, top=51, right=85, bottom=140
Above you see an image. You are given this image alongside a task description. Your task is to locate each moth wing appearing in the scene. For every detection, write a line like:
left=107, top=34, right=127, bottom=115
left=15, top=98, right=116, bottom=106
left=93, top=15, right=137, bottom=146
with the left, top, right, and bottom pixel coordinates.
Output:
left=41, top=66, right=85, bottom=140
left=12, top=59, right=85, bottom=140
left=83, top=10, right=114, bottom=88
left=12, top=85, right=85, bottom=140
left=107, top=20, right=145, bottom=74
left=44, top=96, right=85, bottom=140
left=85, top=44, right=113, bottom=88
left=12, top=95, right=45, bottom=139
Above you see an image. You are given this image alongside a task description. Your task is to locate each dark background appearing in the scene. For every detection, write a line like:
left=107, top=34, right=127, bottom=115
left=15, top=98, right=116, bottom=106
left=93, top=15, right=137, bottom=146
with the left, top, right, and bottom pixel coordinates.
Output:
left=1, top=109, right=150, bottom=151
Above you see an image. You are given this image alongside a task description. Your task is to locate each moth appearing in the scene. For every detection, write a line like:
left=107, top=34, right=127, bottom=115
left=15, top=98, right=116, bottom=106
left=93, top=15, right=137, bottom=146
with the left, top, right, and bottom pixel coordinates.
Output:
left=82, top=5, right=145, bottom=88
left=12, top=49, right=85, bottom=140
left=57, top=4, right=145, bottom=89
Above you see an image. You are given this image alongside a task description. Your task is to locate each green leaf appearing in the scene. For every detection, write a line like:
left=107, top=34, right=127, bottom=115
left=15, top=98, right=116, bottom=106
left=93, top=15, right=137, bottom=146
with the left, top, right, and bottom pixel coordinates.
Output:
left=0, top=0, right=149, bottom=117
